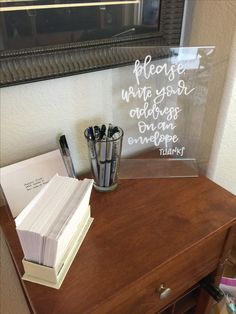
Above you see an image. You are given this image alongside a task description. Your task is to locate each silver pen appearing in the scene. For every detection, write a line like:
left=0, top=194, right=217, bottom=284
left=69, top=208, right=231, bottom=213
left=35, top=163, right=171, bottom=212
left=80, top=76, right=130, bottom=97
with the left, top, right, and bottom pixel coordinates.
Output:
left=59, top=135, right=76, bottom=178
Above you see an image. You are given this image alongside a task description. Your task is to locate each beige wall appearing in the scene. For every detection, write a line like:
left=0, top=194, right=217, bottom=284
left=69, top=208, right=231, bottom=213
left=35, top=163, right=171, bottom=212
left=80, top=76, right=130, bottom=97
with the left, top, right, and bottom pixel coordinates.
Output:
left=208, top=25, right=236, bottom=195
left=0, top=69, right=113, bottom=173
left=1, top=1, right=236, bottom=312
left=189, top=0, right=236, bottom=176
left=188, top=0, right=236, bottom=195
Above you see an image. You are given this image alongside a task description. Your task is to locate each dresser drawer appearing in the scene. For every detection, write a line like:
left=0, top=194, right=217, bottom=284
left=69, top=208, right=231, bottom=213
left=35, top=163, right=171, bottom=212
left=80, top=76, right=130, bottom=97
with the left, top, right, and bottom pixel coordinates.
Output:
left=93, top=230, right=227, bottom=314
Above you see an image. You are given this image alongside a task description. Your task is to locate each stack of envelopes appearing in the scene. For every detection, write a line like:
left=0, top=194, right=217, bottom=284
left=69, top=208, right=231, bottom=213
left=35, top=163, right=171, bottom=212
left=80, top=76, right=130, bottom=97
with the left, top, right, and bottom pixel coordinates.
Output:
left=15, top=175, right=93, bottom=268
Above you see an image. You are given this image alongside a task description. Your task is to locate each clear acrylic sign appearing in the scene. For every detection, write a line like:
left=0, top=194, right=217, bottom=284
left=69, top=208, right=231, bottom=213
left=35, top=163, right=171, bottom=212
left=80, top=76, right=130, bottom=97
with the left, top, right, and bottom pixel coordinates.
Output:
left=112, top=46, right=215, bottom=178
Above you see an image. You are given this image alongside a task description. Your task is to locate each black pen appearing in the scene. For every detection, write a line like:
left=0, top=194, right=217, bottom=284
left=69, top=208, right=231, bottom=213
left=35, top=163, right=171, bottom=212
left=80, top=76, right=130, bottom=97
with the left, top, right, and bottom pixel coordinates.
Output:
left=94, top=126, right=101, bottom=139
left=87, top=127, right=99, bottom=183
left=100, top=124, right=106, bottom=139
left=88, top=127, right=95, bottom=141
left=112, top=126, right=119, bottom=135
left=104, top=124, right=113, bottom=186
left=99, top=136, right=106, bottom=187
left=59, top=135, right=76, bottom=178
left=110, top=129, right=122, bottom=184
left=107, top=124, right=113, bottom=138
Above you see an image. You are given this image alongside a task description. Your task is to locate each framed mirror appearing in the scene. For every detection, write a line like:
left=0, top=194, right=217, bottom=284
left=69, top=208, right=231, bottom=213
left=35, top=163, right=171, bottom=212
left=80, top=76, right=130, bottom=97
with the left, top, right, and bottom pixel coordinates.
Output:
left=0, top=0, right=186, bottom=87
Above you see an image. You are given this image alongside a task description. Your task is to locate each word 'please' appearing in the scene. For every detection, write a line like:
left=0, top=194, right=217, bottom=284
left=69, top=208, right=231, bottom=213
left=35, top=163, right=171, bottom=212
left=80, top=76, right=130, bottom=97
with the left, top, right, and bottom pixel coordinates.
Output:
left=133, top=55, right=185, bottom=85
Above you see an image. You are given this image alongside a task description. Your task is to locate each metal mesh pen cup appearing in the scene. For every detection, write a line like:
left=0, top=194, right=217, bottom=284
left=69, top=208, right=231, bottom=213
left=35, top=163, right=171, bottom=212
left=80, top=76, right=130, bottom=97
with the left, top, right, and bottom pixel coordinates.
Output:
left=84, top=126, right=123, bottom=192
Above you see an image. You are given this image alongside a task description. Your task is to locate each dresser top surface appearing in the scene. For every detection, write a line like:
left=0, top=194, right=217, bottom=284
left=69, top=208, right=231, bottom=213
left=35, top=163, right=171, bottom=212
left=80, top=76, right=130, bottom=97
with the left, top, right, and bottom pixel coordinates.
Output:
left=1, top=176, right=236, bottom=313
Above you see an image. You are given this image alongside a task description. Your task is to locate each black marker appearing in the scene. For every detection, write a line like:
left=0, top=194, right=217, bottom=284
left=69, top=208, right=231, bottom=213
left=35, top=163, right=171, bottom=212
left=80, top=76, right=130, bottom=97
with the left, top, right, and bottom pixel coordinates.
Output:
left=86, top=127, right=99, bottom=183
left=100, top=124, right=106, bottom=139
left=94, top=126, right=101, bottom=139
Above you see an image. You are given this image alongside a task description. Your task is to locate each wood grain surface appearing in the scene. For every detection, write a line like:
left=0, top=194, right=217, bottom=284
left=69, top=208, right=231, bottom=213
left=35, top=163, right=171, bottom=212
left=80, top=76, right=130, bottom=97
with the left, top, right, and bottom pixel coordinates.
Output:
left=1, top=176, right=236, bottom=313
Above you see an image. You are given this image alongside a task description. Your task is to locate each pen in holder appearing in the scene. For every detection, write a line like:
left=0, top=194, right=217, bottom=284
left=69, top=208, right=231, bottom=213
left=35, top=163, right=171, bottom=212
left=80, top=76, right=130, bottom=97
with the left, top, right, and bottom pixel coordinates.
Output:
left=84, top=125, right=123, bottom=192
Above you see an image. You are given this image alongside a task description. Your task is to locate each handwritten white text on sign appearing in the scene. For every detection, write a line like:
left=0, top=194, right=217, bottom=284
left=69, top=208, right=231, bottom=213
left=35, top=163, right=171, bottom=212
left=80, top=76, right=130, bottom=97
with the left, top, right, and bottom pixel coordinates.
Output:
left=121, top=55, right=196, bottom=156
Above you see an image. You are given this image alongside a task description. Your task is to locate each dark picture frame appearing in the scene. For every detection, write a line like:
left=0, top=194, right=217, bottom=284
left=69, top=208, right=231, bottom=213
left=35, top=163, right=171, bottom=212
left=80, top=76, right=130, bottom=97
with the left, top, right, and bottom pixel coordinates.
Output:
left=0, top=0, right=185, bottom=87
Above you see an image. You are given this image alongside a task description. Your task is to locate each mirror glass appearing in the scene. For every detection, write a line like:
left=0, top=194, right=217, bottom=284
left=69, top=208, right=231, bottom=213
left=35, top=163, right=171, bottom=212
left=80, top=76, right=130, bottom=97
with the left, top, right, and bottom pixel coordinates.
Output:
left=0, top=0, right=161, bottom=51
left=0, top=0, right=185, bottom=87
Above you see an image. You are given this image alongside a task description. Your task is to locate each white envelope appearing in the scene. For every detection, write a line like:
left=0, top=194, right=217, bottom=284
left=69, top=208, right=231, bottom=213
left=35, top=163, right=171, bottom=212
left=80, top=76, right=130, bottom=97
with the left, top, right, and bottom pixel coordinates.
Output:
left=0, top=150, right=68, bottom=217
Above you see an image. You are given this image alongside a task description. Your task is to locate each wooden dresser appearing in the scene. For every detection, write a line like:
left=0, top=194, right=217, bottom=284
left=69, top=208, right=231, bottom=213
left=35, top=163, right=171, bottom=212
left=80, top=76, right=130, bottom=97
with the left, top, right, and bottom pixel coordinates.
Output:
left=1, top=176, right=236, bottom=314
